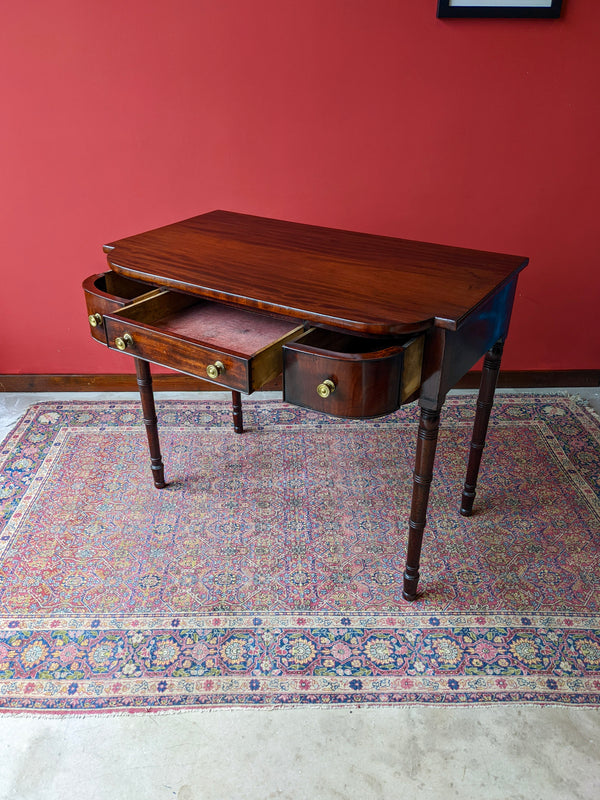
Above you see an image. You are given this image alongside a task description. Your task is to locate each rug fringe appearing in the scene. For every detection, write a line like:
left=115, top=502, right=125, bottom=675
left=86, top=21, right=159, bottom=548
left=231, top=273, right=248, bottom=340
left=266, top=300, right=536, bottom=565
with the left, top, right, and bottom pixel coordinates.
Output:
left=2, top=698, right=599, bottom=718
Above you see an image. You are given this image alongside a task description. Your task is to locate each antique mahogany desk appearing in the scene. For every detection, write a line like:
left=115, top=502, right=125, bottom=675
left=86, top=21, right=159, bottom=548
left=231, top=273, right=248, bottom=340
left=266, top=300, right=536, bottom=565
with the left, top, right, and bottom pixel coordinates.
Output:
left=83, top=211, right=527, bottom=601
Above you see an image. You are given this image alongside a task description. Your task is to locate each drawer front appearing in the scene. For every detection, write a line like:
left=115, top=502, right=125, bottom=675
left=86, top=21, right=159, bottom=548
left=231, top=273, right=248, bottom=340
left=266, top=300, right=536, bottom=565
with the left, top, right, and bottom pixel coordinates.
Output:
left=103, top=315, right=251, bottom=391
left=283, top=330, right=424, bottom=418
left=102, top=290, right=304, bottom=393
left=83, top=272, right=157, bottom=344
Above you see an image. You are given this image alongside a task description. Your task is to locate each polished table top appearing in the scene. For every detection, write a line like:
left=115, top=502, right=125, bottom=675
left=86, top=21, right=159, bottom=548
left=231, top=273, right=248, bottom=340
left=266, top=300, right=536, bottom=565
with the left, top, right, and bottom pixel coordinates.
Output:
left=104, top=210, right=528, bottom=336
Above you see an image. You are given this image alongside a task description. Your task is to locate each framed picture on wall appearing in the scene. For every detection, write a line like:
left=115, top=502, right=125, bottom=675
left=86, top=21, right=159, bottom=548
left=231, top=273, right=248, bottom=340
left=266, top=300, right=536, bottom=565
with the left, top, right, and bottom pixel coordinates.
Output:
left=437, top=1, right=563, bottom=17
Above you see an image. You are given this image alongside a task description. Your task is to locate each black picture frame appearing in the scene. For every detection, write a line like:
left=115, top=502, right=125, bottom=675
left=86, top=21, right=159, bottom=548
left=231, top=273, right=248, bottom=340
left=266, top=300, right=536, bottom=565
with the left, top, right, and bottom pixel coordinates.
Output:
left=437, top=1, right=562, bottom=18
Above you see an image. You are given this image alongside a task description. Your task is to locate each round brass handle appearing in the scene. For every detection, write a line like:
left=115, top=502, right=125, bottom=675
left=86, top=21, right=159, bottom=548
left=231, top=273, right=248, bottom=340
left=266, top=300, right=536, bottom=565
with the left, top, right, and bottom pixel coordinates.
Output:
left=316, top=379, right=336, bottom=398
left=88, top=313, right=103, bottom=327
left=206, top=361, right=225, bottom=379
left=115, top=333, right=134, bottom=351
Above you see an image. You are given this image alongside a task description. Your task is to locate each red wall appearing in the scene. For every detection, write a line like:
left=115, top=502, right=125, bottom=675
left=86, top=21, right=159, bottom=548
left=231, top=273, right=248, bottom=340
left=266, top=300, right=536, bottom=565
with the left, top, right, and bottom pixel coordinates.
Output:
left=1, top=1, right=598, bottom=375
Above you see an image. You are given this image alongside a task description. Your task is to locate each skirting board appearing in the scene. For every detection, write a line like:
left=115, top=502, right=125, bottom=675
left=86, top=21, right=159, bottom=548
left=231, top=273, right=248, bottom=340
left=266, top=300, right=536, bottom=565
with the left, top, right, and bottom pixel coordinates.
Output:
left=1, top=371, right=599, bottom=392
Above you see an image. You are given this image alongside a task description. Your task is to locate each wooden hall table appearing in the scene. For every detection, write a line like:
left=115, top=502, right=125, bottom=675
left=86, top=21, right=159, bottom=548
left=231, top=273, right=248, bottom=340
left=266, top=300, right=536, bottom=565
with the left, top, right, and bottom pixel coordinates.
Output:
left=83, top=211, right=528, bottom=601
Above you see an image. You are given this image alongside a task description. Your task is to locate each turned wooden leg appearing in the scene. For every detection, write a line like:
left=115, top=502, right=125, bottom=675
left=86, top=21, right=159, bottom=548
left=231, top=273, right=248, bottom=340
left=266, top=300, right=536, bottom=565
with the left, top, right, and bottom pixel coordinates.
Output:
left=231, top=390, right=244, bottom=434
left=134, top=358, right=166, bottom=488
left=403, top=404, right=443, bottom=601
left=460, top=340, right=504, bottom=517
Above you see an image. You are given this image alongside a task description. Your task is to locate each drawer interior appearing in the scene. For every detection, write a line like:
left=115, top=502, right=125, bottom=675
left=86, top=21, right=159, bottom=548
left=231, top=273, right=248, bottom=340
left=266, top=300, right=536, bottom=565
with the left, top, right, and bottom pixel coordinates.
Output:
left=290, top=327, right=412, bottom=357
left=93, top=272, right=154, bottom=301
left=116, top=291, right=304, bottom=357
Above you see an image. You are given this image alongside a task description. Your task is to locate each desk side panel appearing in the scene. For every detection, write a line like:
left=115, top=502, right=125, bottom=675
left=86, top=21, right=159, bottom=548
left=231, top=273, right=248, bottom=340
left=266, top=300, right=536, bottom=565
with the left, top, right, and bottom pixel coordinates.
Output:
left=419, top=277, right=519, bottom=408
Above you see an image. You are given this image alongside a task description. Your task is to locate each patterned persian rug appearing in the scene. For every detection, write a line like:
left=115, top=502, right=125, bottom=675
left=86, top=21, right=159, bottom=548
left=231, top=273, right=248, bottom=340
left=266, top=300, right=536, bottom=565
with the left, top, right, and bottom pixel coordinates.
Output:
left=0, top=395, right=598, bottom=713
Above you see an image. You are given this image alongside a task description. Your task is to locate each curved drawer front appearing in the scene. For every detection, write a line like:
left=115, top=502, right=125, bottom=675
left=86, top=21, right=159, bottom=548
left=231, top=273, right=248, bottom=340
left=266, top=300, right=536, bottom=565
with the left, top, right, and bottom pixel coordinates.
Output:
left=283, top=329, right=424, bottom=418
left=102, top=290, right=304, bottom=393
left=83, top=272, right=158, bottom=344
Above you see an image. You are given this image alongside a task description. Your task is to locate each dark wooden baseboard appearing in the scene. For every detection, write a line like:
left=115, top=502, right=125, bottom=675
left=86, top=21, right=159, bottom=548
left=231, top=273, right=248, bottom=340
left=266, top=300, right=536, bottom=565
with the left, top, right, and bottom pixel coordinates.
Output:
left=1, top=371, right=598, bottom=392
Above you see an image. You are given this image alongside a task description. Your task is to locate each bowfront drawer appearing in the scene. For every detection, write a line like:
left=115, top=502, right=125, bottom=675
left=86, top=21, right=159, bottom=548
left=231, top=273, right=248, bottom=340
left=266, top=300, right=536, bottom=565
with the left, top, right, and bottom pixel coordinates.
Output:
left=83, top=272, right=158, bottom=344
left=283, top=328, right=424, bottom=418
left=102, top=290, right=304, bottom=393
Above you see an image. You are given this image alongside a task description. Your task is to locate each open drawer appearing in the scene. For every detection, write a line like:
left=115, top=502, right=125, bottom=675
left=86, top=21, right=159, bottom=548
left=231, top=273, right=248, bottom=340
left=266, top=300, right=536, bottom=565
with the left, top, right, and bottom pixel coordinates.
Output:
left=83, top=272, right=159, bottom=344
left=283, top=328, right=424, bottom=418
left=102, top=290, right=305, bottom=393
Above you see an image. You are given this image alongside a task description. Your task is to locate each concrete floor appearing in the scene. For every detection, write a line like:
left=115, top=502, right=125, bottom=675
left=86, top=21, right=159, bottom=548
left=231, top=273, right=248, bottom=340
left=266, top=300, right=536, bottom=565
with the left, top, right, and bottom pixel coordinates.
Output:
left=0, top=389, right=599, bottom=800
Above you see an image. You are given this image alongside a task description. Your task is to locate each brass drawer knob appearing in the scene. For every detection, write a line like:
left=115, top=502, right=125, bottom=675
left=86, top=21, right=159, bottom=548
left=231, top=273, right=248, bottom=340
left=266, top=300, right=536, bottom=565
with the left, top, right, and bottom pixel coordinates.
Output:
left=115, top=333, right=134, bottom=351
left=206, top=361, right=225, bottom=379
left=88, top=313, right=103, bottom=327
left=316, top=379, right=336, bottom=398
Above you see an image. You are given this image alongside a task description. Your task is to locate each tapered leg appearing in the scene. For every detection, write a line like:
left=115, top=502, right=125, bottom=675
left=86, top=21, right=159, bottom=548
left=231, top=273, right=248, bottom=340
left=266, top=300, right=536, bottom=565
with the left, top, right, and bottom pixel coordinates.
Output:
left=231, top=390, right=244, bottom=434
left=460, top=340, right=504, bottom=516
left=134, top=358, right=166, bottom=488
left=402, top=404, right=443, bottom=601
